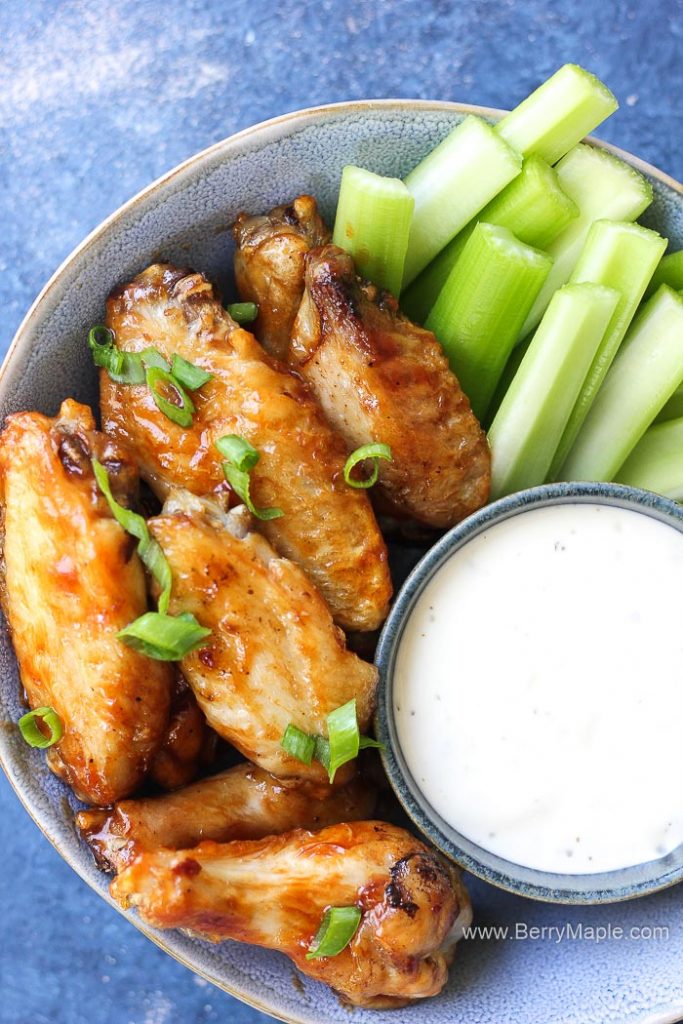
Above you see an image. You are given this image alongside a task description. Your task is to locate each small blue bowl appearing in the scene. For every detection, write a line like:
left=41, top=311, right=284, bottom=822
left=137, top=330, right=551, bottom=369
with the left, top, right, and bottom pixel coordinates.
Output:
left=376, top=481, right=683, bottom=904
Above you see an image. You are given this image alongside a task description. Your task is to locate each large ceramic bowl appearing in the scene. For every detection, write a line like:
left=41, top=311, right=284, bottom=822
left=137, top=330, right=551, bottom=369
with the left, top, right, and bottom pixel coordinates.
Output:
left=1, top=101, right=682, bottom=1024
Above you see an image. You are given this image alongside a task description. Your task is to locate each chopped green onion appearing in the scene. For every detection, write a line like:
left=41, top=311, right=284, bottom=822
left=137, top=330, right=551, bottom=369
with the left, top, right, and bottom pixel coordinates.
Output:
left=332, top=166, right=414, bottom=296
left=401, top=155, right=578, bottom=324
left=88, top=325, right=146, bottom=384
left=559, top=286, right=683, bottom=483
left=216, top=435, right=283, bottom=520
left=118, top=611, right=211, bottom=661
left=313, top=734, right=331, bottom=771
left=146, top=366, right=195, bottom=428
left=18, top=706, right=63, bottom=749
left=425, top=223, right=552, bottom=421
left=489, top=284, right=619, bottom=499
left=495, top=64, right=617, bottom=166
left=401, top=116, right=522, bottom=288
left=171, top=354, right=213, bottom=390
left=88, top=324, right=114, bottom=353
left=343, top=443, right=392, bottom=489
left=549, top=220, right=667, bottom=478
left=616, top=417, right=683, bottom=501
left=518, top=144, right=654, bottom=341
left=306, top=906, right=362, bottom=960
left=644, top=250, right=683, bottom=300
left=140, top=348, right=171, bottom=371
left=92, top=459, right=172, bottom=614
left=358, top=735, right=384, bottom=751
left=226, top=302, right=259, bottom=324
left=655, top=382, right=683, bottom=424
left=281, top=724, right=316, bottom=766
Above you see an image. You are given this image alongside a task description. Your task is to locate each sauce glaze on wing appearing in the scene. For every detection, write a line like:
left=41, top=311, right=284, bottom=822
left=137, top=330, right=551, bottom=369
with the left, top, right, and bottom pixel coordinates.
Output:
left=0, top=400, right=172, bottom=805
left=101, top=263, right=391, bottom=632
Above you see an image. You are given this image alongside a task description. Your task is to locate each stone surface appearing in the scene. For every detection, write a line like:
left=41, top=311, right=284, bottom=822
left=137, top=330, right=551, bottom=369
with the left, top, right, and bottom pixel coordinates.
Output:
left=0, top=1, right=680, bottom=1022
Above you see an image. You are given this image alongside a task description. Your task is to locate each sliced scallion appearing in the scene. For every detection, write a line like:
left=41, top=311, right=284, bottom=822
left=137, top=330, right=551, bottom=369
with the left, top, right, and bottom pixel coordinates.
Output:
left=215, top=435, right=283, bottom=521
left=280, top=699, right=384, bottom=783
left=226, top=301, right=259, bottom=324
left=280, top=724, right=316, bottom=766
left=18, top=706, right=63, bottom=749
left=306, top=906, right=362, bottom=960
left=171, top=354, right=213, bottom=390
left=140, top=348, right=171, bottom=371
left=146, top=366, right=195, bottom=428
left=88, top=325, right=146, bottom=384
left=343, top=443, right=392, bottom=489
left=117, top=611, right=211, bottom=661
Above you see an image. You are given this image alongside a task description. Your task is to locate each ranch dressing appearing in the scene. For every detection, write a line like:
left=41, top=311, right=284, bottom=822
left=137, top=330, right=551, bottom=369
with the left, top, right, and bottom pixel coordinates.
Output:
left=394, top=503, right=683, bottom=874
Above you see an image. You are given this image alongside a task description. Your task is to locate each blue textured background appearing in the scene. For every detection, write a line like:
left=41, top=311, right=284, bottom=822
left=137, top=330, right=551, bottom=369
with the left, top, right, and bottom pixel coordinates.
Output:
left=0, top=1, right=681, bottom=1022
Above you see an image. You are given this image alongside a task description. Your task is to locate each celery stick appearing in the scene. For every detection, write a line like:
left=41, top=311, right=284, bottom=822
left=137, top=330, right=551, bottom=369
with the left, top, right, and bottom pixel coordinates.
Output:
left=559, top=286, right=683, bottom=483
left=332, top=166, right=414, bottom=297
left=655, top=382, right=683, bottom=423
left=518, top=144, right=653, bottom=340
left=496, top=64, right=618, bottom=166
left=643, top=250, right=683, bottom=300
left=401, top=155, right=577, bottom=324
left=616, top=418, right=683, bottom=501
left=485, top=334, right=531, bottom=429
left=401, top=116, right=522, bottom=287
left=550, top=221, right=667, bottom=478
left=425, top=223, right=552, bottom=421
left=489, top=284, right=619, bottom=500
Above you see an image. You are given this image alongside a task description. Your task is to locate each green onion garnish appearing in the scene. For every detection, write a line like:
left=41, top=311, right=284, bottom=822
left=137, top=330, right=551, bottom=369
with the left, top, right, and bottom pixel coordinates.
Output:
left=18, top=706, right=63, bottom=749
left=140, top=348, right=171, bottom=372
left=88, top=325, right=146, bottom=384
left=281, top=699, right=384, bottom=782
left=117, top=611, right=211, bottom=661
left=306, top=906, right=362, bottom=960
left=171, top=354, right=213, bottom=390
left=280, top=724, right=316, bottom=766
left=343, top=443, right=392, bottom=489
left=215, top=435, right=283, bottom=521
left=92, top=459, right=172, bottom=615
left=146, top=366, right=195, bottom=428
left=226, top=301, right=259, bottom=324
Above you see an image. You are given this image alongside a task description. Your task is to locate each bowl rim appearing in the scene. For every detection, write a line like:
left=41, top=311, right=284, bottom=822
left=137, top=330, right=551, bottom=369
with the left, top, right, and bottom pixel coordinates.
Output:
left=0, top=98, right=682, bottom=1024
left=375, top=481, right=683, bottom=905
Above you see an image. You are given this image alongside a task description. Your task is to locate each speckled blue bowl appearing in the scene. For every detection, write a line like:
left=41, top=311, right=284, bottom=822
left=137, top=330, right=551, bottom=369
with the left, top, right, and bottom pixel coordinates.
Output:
left=376, top=482, right=683, bottom=905
left=1, top=102, right=682, bottom=1024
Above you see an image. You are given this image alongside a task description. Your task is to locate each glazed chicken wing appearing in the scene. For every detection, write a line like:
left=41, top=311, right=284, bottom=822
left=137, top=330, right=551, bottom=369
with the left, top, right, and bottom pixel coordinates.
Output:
left=100, top=263, right=391, bottom=632
left=111, top=821, right=472, bottom=1008
left=233, top=195, right=330, bottom=360
left=0, top=400, right=172, bottom=805
left=77, top=762, right=377, bottom=872
left=146, top=492, right=378, bottom=780
left=148, top=673, right=214, bottom=792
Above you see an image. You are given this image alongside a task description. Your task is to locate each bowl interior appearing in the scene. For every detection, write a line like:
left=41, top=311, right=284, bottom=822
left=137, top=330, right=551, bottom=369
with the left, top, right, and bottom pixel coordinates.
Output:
left=1, top=101, right=683, bottom=1024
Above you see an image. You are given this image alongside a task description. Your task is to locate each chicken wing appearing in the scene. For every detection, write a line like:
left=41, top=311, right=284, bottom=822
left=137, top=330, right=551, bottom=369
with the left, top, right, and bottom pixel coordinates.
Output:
left=0, top=400, right=172, bottom=805
left=233, top=195, right=330, bottom=360
left=148, top=673, right=213, bottom=792
left=101, top=263, right=391, bottom=632
left=77, top=762, right=378, bottom=872
left=146, top=491, right=378, bottom=781
left=111, top=821, right=472, bottom=1008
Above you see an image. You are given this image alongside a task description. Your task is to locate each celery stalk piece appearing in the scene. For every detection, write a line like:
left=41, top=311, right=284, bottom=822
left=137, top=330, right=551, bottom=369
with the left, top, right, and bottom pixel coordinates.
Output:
left=643, top=250, right=683, bottom=300
left=518, top=144, right=654, bottom=340
left=559, top=286, right=683, bottom=483
left=332, top=166, right=414, bottom=297
left=401, top=116, right=522, bottom=287
left=616, top=417, right=683, bottom=501
left=496, top=64, right=618, bottom=166
left=489, top=284, right=619, bottom=500
left=425, top=223, right=552, bottom=421
left=485, top=333, right=532, bottom=429
left=655, top=382, right=683, bottom=424
left=550, top=221, right=668, bottom=479
left=401, top=155, right=578, bottom=324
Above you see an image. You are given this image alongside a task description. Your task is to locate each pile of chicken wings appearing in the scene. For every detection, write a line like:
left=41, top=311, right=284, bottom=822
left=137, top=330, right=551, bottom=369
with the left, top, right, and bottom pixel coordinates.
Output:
left=0, top=196, right=490, bottom=1008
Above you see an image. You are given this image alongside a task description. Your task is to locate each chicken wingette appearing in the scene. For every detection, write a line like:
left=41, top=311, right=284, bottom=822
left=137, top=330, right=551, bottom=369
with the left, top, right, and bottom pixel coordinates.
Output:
left=100, top=263, right=391, bottom=632
left=0, top=400, right=172, bottom=805
left=148, top=674, right=213, bottom=792
left=233, top=195, right=331, bottom=360
left=145, top=492, right=378, bottom=781
left=77, top=762, right=377, bottom=872
left=233, top=197, right=490, bottom=528
left=111, top=821, right=472, bottom=1008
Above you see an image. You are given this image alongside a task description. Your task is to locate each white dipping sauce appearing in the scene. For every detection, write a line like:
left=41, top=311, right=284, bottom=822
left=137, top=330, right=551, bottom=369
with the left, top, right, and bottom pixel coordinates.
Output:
left=394, top=503, right=683, bottom=874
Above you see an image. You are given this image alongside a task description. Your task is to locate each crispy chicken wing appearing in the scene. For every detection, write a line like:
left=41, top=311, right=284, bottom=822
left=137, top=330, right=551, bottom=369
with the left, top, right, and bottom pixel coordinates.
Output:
left=101, top=263, right=391, bottom=632
left=233, top=195, right=331, bottom=360
left=111, top=821, right=472, bottom=1008
left=291, top=244, right=491, bottom=527
left=77, top=762, right=377, bottom=872
left=146, top=492, right=378, bottom=781
left=0, top=400, right=172, bottom=804
left=148, top=674, right=213, bottom=791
